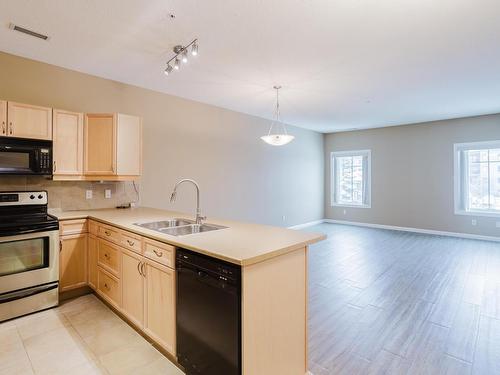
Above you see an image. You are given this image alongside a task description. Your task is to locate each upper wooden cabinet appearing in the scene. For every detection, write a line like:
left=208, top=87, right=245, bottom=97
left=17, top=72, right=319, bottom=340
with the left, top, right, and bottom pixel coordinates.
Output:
left=0, top=101, right=6, bottom=136
left=53, top=109, right=84, bottom=176
left=7, top=101, right=52, bottom=140
left=84, top=113, right=142, bottom=179
left=84, top=113, right=116, bottom=175
left=116, top=114, right=142, bottom=176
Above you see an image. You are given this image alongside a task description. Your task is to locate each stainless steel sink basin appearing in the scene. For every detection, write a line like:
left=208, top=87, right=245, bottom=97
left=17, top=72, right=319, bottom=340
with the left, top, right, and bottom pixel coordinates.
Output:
left=159, top=223, right=227, bottom=236
left=134, top=218, right=194, bottom=231
left=134, top=219, right=227, bottom=236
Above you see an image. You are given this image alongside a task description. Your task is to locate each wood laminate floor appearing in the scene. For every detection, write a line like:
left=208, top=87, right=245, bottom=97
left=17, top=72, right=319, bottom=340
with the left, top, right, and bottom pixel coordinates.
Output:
left=307, top=223, right=500, bottom=375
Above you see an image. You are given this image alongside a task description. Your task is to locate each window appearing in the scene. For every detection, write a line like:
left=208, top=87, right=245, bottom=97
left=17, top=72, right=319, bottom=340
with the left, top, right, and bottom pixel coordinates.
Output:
left=454, top=141, right=500, bottom=217
left=331, top=150, right=371, bottom=208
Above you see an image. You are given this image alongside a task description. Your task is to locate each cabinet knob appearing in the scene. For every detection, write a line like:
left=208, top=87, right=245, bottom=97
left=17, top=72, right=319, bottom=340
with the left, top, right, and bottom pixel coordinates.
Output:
left=1, top=121, right=5, bottom=134
left=9, top=122, right=12, bottom=135
left=104, top=231, right=111, bottom=236
left=53, top=160, right=56, bottom=172
left=104, top=283, right=110, bottom=290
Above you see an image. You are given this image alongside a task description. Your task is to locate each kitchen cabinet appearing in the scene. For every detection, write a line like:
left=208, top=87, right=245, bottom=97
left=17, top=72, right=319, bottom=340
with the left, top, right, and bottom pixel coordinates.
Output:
left=144, top=259, right=176, bottom=355
left=84, top=113, right=142, bottom=178
left=116, top=113, right=142, bottom=176
left=53, top=109, right=83, bottom=176
left=121, top=248, right=144, bottom=328
left=88, top=234, right=98, bottom=290
left=60, top=233, right=88, bottom=292
left=84, top=113, right=116, bottom=175
left=7, top=101, right=52, bottom=140
left=97, top=238, right=121, bottom=277
left=0, top=100, right=6, bottom=136
left=97, top=267, right=121, bottom=308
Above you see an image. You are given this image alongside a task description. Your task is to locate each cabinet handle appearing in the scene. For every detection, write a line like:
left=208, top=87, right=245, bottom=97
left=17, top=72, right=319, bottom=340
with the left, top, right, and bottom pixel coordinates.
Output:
left=141, top=262, right=146, bottom=277
left=153, top=249, right=163, bottom=257
left=9, top=122, right=12, bottom=135
left=59, top=240, right=62, bottom=252
left=1, top=121, right=5, bottom=134
left=137, top=261, right=142, bottom=276
left=104, top=231, right=111, bottom=236
left=104, top=283, right=110, bottom=290
left=104, top=253, right=110, bottom=259
left=126, top=239, right=135, bottom=246
left=53, top=160, right=56, bottom=172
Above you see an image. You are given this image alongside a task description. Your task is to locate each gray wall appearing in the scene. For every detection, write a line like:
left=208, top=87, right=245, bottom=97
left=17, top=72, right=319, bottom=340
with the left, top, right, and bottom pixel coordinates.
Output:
left=325, top=115, right=500, bottom=237
left=0, top=52, right=324, bottom=226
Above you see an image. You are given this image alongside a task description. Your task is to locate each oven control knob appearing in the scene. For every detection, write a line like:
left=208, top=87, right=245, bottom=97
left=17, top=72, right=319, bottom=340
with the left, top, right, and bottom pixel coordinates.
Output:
left=38, top=194, right=43, bottom=199
left=30, top=195, right=35, bottom=199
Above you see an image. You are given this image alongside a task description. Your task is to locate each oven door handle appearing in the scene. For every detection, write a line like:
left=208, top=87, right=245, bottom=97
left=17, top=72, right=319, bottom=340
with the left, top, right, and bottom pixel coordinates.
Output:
left=0, top=282, right=58, bottom=305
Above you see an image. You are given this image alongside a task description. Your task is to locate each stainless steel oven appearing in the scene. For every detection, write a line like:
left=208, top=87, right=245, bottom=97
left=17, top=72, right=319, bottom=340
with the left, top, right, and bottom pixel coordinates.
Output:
left=0, top=191, right=59, bottom=322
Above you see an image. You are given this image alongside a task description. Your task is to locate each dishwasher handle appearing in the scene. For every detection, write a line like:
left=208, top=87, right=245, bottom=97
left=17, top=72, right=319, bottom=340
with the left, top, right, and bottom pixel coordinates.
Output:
left=177, top=265, right=239, bottom=294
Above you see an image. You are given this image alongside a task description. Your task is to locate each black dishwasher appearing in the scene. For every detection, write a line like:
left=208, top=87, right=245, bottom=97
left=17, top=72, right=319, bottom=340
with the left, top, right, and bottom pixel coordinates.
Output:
left=176, top=248, right=241, bottom=375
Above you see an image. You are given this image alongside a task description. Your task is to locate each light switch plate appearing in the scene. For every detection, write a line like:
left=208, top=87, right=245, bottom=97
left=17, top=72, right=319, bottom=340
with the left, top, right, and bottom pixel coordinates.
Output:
left=85, top=190, right=92, bottom=200
left=105, top=189, right=112, bottom=199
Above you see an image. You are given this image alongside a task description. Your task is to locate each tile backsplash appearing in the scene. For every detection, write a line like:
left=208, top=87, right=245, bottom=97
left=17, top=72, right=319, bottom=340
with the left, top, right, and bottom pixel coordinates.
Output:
left=0, top=177, right=140, bottom=211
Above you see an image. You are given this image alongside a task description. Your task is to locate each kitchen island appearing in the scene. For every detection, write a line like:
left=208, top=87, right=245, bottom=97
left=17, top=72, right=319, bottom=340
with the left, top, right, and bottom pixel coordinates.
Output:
left=52, top=207, right=325, bottom=375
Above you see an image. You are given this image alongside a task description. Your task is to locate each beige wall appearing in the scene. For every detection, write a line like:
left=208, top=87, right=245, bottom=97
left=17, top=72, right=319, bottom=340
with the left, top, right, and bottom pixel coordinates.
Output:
left=0, top=52, right=324, bottom=226
left=325, top=115, right=500, bottom=237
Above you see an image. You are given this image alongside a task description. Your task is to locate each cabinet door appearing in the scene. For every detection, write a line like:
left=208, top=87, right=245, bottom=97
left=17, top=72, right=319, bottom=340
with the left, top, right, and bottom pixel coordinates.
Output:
left=7, top=102, right=52, bottom=140
left=88, top=234, right=98, bottom=290
left=0, top=100, right=6, bottom=136
left=84, top=114, right=116, bottom=175
left=116, top=114, right=142, bottom=176
left=60, top=234, right=87, bottom=292
left=121, top=249, right=144, bottom=328
left=53, top=109, right=83, bottom=175
left=144, top=260, right=176, bottom=355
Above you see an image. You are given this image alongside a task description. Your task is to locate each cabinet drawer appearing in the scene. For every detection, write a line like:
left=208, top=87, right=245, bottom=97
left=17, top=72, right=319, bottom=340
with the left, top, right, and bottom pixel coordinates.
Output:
left=98, top=267, right=120, bottom=307
left=88, top=220, right=99, bottom=236
left=120, top=231, right=143, bottom=254
left=144, top=239, right=175, bottom=269
left=60, top=219, right=87, bottom=236
left=98, top=239, right=121, bottom=276
left=98, top=224, right=120, bottom=244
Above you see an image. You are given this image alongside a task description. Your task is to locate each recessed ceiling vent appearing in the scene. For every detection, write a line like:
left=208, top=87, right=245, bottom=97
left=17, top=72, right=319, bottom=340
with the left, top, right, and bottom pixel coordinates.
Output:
left=9, top=23, right=49, bottom=41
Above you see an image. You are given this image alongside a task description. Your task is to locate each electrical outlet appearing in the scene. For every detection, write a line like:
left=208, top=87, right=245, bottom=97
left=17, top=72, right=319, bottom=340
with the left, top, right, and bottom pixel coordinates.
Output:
left=85, top=190, right=92, bottom=200
left=282, top=215, right=286, bottom=222
left=496, top=222, right=500, bottom=228
left=105, top=189, right=112, bottom=199
left=471, top=219, right=477, bottom=226
left=343, top=209, right=347, bottom=215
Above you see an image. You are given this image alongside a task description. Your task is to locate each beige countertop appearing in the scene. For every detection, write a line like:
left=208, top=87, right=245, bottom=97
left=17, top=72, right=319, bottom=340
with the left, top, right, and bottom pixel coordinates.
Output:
left=50, top=207, right=326, bottom=266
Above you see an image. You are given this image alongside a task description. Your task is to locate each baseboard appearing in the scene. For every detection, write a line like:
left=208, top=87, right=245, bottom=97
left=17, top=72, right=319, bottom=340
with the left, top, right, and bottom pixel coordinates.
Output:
left=324, top=219, right=500, bottom=242
left=288, top=220, right=325, bottom=230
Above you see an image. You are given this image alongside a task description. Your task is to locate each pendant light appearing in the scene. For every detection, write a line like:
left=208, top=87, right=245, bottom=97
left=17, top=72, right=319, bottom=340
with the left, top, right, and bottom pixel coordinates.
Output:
left=260, top=86, right=295, bottom=146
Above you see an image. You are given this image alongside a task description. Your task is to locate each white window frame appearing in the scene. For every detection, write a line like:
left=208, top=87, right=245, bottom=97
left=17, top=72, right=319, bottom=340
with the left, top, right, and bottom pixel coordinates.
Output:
left=454, top=140, right=500, bottom=218
left=331, top=149, right=372, bottom=208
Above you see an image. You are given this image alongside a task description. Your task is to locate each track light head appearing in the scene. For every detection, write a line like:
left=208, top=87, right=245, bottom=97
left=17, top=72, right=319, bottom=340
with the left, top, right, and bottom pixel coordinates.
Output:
left=164, top=64, right=173, bottom=75
left=181, top=49, right=188, bottom=63
left=191, top=42, right=198, bottom=56
left=174, top=58, right=181, bottom=70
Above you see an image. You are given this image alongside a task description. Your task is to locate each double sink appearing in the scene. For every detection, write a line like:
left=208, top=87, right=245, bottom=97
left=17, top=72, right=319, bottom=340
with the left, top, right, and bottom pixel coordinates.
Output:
left=135, top=218, right=227, bottom=236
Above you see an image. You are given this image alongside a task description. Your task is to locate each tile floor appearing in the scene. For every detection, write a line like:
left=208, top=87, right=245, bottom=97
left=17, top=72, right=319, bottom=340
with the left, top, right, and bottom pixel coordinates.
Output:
left=0, top=294, right=184, bottom=375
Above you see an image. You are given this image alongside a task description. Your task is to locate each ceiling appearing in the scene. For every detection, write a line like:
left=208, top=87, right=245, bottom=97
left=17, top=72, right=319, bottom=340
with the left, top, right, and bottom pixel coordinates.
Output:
left=1, top=0, right=500, bottom=133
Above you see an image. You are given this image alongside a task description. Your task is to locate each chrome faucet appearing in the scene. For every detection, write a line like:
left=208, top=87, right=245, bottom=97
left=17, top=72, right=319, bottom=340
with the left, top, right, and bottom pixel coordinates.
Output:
left=170, top=179, right=206, bottom=225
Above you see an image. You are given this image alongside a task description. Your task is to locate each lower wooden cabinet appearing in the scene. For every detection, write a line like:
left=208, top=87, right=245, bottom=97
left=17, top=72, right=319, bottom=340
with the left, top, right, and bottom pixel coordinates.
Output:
left=97, top=267, right=121, bottom=308
left=121, top=249, right=144, bottom=328
left=88, top=234, right=98, bottom=290
left=144, top=259, right=176, bottom=355
left=60, top=233, right=88, bottom=292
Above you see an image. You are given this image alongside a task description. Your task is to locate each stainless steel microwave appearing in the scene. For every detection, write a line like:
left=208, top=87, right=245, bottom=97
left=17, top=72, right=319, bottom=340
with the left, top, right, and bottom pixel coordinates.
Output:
left=0, top=137, right=53, bottom=175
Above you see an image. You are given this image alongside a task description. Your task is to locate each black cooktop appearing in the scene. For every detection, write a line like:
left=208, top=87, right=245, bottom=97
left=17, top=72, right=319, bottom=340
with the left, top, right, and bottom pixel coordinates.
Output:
left=0, top=191, right=59, bottom=237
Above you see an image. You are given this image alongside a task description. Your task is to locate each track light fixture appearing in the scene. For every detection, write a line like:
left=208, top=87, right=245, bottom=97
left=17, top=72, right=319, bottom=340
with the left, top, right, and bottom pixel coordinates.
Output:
left=164, top=39, right=198, bottom=76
